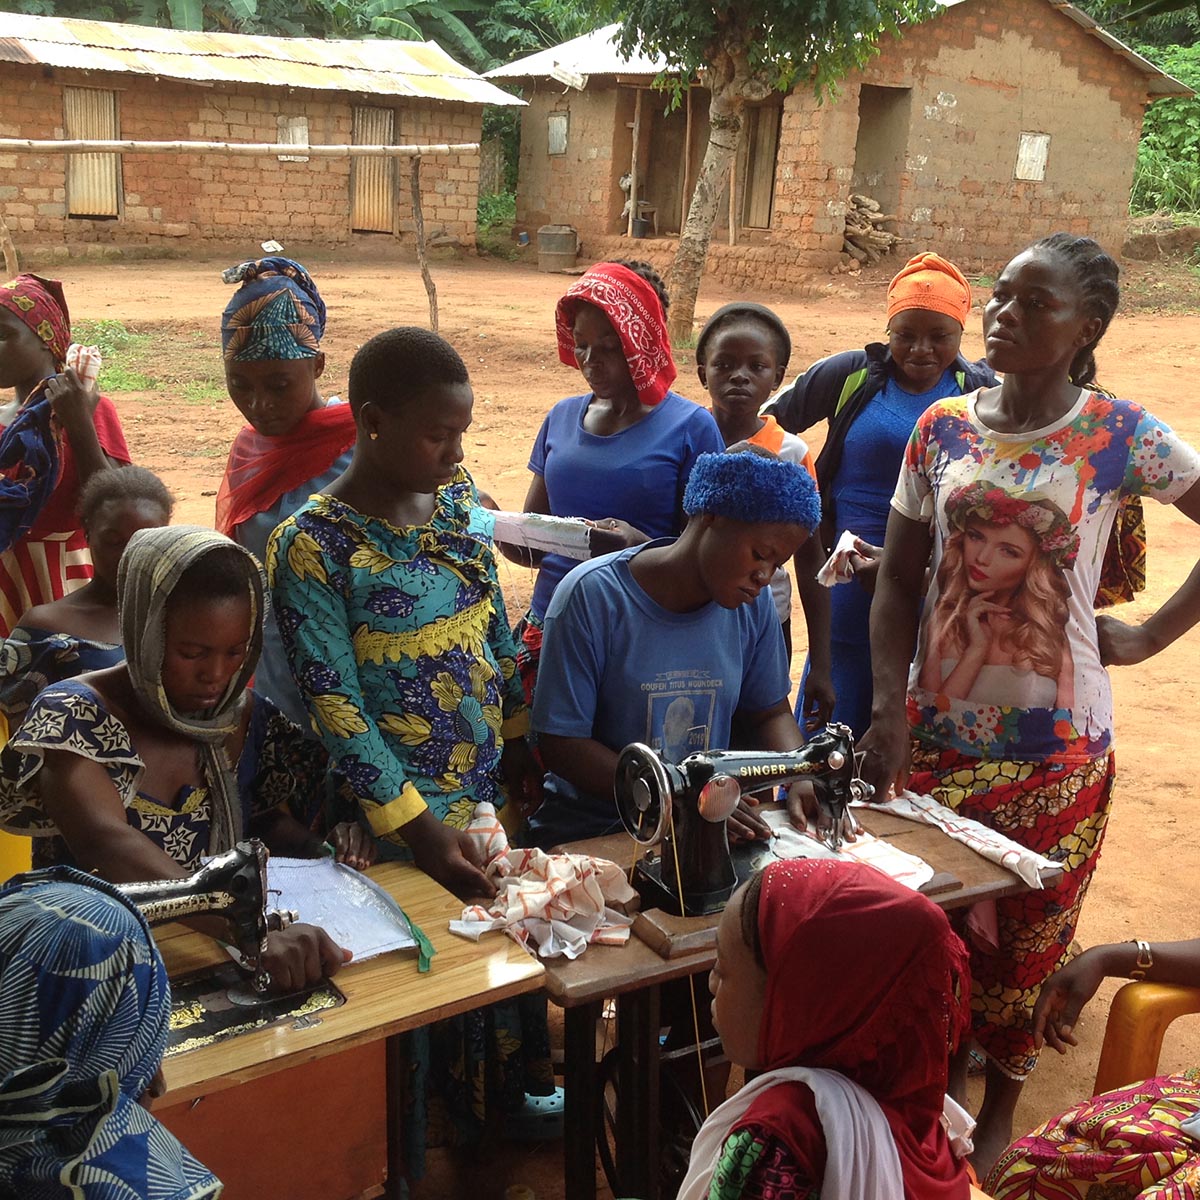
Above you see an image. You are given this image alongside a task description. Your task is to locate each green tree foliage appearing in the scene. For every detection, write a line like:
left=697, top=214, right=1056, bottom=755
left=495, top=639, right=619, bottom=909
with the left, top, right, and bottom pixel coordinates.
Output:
left=594, top=0, right=941, bottom=342
left=1129, top=42, right=1200, bottom=211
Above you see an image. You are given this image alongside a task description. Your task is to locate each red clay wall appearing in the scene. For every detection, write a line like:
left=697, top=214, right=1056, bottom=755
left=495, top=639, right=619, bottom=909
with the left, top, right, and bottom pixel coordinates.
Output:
left=512, top=0, right=1153, bottom=292
left=0, top=64, right=483, bottom=250
left=772, top=0, right=1151, bottom=273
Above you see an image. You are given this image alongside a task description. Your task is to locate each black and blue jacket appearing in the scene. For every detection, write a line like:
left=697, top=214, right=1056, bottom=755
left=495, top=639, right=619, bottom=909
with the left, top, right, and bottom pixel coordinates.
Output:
left=765, top=343, right=997, bottom=543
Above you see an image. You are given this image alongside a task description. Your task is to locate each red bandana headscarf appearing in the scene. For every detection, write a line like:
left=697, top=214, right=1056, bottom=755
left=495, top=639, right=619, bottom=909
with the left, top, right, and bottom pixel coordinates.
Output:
left=0, top=275, right=71, bottom=369
left=554, top=262, right=676, bottom=406
left=755, top=860, right=972, bottom=1200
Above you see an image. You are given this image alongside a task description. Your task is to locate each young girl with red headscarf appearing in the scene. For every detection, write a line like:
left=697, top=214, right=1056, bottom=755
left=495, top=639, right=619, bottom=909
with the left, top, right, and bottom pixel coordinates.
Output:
left=0, top=275, right=130, bottom=637
left=511, top=259, right=723, bottom=708
left=689, top=858, right=973, bottom=1200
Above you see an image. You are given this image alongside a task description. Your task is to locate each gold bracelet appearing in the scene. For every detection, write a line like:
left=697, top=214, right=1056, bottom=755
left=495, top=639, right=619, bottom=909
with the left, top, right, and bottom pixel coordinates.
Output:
left=1129, top=939, right=1153, bottom=981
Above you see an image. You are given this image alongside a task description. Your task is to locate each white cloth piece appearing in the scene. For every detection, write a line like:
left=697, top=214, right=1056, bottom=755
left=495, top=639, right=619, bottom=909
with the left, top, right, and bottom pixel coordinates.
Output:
left=480, top=509, right=593, bottom=560
left=817, top=529, right=862, bottom=587
left=64, top=343, right=102, bottom=389
left=448, top=803, right=636, bottom=958
left=762, top=808, right=934, bottom=891
left=858, top=790, right=1058, bottom=889
left=942, top=1095, right=976, bottom=1159
left=677, top=1066, right=905, bottom=1200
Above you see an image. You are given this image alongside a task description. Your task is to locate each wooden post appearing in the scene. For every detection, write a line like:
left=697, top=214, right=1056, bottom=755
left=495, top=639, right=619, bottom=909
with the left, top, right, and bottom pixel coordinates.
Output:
left=728, top=156, right=737, bottom=247
left=679, top=87, right=693, bottom=236
left=0, top=211, right=17, bottom=277
left=627, top=88, right=643, bottom=238
left=409, top=155, right=438, bottom=333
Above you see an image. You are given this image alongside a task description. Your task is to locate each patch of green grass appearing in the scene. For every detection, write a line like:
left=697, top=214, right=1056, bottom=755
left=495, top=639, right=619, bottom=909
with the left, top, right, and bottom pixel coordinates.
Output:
left=179, top=379, right=228, bottom=406
left=476, top=189, right=521, bottom=262
left=73, top=318, right=158, bottom=391
left=970, top=273, right=995, bottom=288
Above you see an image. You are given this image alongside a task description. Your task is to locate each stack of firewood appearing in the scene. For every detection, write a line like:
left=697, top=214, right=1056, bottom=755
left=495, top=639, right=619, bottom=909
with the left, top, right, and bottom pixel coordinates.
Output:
left=836, top=193, right=901, bottom=271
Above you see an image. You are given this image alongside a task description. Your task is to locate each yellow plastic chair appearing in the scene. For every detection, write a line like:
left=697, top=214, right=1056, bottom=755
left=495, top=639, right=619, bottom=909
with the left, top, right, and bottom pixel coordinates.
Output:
left=0, top=711, right=31, bottom=883
left=1092, top=980, right=1200, bottom=1096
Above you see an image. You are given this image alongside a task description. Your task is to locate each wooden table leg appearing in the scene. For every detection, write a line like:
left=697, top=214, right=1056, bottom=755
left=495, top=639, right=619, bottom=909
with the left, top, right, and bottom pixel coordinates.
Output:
left=385, top=1032, right=406, bottom=1200
left=564, top=1000, right=602, bottom=1200
left=617, top=985, right=661, bottom=1200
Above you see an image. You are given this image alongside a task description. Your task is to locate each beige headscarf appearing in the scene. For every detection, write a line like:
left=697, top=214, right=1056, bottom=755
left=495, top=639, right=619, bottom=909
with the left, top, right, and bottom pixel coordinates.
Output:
left=117, top=525, right=265, bottom=854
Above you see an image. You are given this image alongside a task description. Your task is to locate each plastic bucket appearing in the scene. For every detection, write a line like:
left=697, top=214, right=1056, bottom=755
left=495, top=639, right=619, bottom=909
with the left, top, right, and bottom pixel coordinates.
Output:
left=631, top=216, right=651, bottom=239
left=537, top=224, right=579, bottom=272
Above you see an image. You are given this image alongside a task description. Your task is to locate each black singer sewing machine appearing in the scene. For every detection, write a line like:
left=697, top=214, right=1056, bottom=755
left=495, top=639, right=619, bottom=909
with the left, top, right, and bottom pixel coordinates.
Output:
left=613, top=723, right=873, bottom=916
left=118, top=840, right=297, bottom=994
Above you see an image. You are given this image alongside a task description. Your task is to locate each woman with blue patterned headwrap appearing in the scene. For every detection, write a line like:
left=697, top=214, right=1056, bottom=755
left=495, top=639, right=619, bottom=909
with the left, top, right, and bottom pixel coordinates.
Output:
left=0, top=866, right=222, bottom=1199
left=215, top=257, right=355, bottom=728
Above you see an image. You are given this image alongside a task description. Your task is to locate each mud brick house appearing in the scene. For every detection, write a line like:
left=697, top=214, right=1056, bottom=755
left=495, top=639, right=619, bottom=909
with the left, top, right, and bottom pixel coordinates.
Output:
left=487, top=1, right=1190, bottom=289
left=0, top=13, right=520, bottom=250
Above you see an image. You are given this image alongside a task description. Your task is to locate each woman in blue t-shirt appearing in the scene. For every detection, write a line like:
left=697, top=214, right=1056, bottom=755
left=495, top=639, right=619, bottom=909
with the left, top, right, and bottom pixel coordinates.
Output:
left=512, top=259, right=723, bottom=709
left=766, top=252, right=995, bottom=737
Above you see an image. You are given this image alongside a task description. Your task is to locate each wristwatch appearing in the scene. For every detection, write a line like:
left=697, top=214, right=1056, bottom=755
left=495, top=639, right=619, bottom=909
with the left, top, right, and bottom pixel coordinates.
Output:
left=1129, top=939, right=1153, bottom=981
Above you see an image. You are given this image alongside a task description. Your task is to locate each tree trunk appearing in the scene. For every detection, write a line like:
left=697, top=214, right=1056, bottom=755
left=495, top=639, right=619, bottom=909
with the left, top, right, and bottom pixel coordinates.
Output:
left=667, top=74, right=744, bottom=347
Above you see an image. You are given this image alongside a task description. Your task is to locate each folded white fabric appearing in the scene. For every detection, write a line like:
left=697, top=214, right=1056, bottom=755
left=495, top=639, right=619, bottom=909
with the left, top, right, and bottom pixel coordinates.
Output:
left=64, top=343, right=102, bottom=389
left=478, top=509, right=593, bottom=560
left=858, top=791, right=1059, bottom=889
left=762, top=809, right=934, bottom=891
left=817, top=529, right=862, bottom=587
left=449, top=803, right=635, bottom=958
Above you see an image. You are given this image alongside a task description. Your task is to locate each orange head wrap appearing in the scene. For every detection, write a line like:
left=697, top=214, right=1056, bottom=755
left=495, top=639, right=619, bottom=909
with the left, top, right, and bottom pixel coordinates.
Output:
left=886, top=252, right=971, bottom=328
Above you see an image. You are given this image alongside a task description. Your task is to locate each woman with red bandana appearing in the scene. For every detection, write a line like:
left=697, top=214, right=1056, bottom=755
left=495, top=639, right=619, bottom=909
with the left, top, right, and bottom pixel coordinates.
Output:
left=0, top=275, right=130, bottom=637
left=510, top=259, right=723, bottom=710
left=686, top=858, right=973, bottom=1199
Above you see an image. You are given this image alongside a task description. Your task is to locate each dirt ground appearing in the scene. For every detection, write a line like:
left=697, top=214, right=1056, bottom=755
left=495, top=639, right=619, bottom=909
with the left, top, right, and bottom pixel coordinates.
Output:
left=57, top=253, right=1200, bottom=1180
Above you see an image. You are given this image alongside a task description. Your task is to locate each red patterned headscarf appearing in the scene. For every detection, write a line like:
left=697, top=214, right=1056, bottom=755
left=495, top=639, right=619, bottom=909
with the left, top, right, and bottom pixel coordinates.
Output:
left=555, top=262, right=676, bottom=405
left=0, top=275, right=71, bottom=369
left=755, top=860, right=972, bottom=1200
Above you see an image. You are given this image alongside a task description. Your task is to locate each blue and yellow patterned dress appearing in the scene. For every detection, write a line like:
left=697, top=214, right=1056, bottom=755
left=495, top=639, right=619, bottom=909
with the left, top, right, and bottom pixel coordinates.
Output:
left=266, top=467, right=550, bottom=1166
left=266, top=466, right=528, bottom=852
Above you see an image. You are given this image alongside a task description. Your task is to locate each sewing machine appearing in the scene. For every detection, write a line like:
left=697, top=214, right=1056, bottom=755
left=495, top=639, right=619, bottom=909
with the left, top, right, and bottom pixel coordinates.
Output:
left=613, top=723, right=874, bottom=915
left=119, top=840, right=297, bottom=993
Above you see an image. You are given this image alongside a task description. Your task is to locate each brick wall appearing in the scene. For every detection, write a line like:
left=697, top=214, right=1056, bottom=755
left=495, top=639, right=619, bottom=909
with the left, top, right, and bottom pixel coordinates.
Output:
left=772, top=0, right=1150, bottom=270
left=0, top=64, right=483, bottom=249
left=510, top=0, right=1153, bottom=290
left=515, top=81, right=627, bottom=237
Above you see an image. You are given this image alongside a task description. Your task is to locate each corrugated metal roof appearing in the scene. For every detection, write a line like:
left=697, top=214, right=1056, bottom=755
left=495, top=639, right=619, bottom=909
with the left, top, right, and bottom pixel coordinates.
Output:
left=485, top=24, right=666, bottom=81
left=486, top=8, right=1190, bottom=98
left=0, top=12, right=524, bottom=104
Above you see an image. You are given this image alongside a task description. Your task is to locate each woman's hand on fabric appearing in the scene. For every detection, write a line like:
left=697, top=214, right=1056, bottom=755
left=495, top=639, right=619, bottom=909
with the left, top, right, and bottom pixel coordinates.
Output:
left=1032, top=949, right=1110, bottom=1054
left=327, top=821, right=377, bottom=870
left=798, top=667, right=836, bottom=731
left=848, top=538, right=883, bottom=595
left=1096, top=614, right=1161, bottom=667
left=501, top=735, right=544, bottom=818
left=406, top=810, right=497, bottom=902
left=589, top=518, right=650, bottom=554
left=727, top=793, right=772, bottom=842
left=856, top=714, right=910, bottom=801
left=783, top=779, right=861, bottom=844
left=44, top=368, right=100, bottom=431
left=261, top=923, right=351, bottom=994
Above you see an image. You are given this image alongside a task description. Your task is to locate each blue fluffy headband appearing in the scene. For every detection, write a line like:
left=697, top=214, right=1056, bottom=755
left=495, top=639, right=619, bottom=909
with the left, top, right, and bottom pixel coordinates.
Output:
left=683, top=451, right=821, bottom=532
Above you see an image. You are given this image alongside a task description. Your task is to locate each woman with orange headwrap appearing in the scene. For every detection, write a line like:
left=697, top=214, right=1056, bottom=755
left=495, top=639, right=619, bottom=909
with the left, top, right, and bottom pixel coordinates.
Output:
left=765, top=253, right=995, bottom=738
left=0, top=275, right=130, bottom=638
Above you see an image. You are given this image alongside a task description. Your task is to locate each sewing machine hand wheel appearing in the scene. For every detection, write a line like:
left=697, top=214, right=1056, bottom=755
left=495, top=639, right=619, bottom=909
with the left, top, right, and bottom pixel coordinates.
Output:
left=615, top=742, right=674, bottom=844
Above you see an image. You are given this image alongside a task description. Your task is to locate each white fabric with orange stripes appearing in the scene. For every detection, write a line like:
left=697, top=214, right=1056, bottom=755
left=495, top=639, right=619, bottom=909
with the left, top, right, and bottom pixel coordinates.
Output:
left=449, top=802, right=635, bottom=959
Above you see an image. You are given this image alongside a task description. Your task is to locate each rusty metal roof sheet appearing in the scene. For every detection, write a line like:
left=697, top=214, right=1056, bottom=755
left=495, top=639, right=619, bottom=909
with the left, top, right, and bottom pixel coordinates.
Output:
left=0, top=12, right=523, bottom=104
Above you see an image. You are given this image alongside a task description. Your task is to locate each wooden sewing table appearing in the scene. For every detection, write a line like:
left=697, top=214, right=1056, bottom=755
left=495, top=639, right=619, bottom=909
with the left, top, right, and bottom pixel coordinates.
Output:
left=551, top=812, right=1059, bottom=1200
left=150, top=861, right=544, bottom=1200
